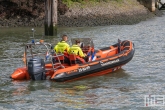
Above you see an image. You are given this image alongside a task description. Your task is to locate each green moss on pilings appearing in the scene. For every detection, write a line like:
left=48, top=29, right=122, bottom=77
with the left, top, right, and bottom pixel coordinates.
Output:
left=44, top=24, right=57, bottom=36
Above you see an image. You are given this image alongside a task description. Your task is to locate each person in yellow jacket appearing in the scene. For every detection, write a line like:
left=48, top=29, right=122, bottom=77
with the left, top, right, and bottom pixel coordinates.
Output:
left=69, top=40, right=86, bottom=57
left=54, top=35, right=70, bottom=54
left=69, top=40, right=87, bottom=63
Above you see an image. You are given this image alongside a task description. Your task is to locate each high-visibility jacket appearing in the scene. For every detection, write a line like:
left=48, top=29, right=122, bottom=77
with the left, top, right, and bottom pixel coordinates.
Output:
left=54, top=41, right=70, bottom=53
left=69, top=45, right=85, bottom=58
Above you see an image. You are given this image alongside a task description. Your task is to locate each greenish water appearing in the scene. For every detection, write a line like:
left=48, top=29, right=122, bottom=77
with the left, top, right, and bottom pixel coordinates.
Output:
left=0, top=12, right=165, bottom=110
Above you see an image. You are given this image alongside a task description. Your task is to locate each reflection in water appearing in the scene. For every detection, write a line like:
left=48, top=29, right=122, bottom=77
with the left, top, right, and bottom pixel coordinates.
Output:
left=44, top=69, right=132, bottom=109
left=107, top=68, right=130, bottom=79
left=11, top=80, right=31, bottom=96
left=48, top=86, right=97, bottom=109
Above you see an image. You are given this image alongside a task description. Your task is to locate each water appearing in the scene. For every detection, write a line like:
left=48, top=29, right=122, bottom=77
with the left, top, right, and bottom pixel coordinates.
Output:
left=0, top=12, right=165, bottom=109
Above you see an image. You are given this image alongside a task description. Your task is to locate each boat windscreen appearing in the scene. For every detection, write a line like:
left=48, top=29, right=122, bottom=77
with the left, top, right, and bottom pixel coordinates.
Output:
left=71, top=38, right=94, bottom=48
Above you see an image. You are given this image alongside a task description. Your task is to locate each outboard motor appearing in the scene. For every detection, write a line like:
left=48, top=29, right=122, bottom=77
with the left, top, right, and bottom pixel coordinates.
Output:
left=28, top=58, right=46, bottom=80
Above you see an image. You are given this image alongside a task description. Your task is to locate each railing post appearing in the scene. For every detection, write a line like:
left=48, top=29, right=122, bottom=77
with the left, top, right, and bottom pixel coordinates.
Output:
left=45, top=0, right=57, bottom=36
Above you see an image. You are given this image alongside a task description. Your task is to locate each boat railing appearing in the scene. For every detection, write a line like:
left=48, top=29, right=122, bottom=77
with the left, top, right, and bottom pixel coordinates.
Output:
left=24, top=41, right=65, bottom=71
left=45, top=52, right=65, bottom=71
left=26, top=53, right=46, bottom=57
left=24, top=41, right=52, bottom=63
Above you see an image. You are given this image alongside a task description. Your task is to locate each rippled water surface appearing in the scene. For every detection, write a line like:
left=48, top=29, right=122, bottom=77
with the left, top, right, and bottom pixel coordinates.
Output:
left=0, top=12, right=165, bottom=110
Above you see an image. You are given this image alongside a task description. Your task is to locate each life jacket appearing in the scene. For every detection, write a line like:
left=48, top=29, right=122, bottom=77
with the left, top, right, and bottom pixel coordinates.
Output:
left=69, top=45, right=85, bottom=58
left=54, top=41, right=70, bottom=53
left=87, top=48, right=96, bottom=62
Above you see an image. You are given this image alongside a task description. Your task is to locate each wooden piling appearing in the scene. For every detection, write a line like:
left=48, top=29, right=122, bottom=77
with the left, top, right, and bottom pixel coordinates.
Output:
left=45, top=0, right=58, bottom=36
left=151, top=0, right=156, bottom=12
left=138, top=0, right=156, bottom=12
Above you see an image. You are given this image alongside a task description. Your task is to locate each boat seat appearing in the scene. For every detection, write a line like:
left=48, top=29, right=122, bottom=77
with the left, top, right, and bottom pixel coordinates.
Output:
left=58, top=55, right=65, bottom=64
left=69, top=54, right=76, bottom=65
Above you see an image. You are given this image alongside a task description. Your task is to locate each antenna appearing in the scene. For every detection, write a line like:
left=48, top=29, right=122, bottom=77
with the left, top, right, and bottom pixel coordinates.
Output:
left=31, top=28, right=36, bottom=43
left=31, top=28, right=35, bottom=38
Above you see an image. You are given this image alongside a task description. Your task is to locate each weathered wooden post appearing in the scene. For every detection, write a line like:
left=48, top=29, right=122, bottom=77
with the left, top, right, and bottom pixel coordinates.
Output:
left=138, top=0, right=156, bottom=12
left=151, top=0, right=156, bottom=12
left=45, top=0, right=58, bottom=36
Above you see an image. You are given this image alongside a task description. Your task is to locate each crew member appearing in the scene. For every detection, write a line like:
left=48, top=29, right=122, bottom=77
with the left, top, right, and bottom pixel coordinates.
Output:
left=54, top=35, right=70, bottom=63
left=54, top=35, right=70, bottom=54
left=69, top=40, right=87, bottom=63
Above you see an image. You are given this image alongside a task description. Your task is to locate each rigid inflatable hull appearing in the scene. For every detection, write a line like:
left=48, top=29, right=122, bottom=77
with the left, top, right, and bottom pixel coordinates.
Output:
left=52, top=47, right=135, bottom=82
left=10, top=39, right=135, bottom=82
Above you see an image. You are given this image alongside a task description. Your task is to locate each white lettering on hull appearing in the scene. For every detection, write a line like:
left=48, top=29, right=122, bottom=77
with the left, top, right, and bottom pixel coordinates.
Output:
left=100, top=59, right=119, bottom=66
left=78, top=66, right=90, bottom=72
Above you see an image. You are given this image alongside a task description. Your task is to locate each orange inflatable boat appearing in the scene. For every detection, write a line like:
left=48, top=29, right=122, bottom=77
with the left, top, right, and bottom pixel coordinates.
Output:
left=10, top=38, right=135, bottom=82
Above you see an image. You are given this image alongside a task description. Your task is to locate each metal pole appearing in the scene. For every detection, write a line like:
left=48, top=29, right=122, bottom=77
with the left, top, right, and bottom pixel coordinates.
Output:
left=45, top=0, right=58, bottom=36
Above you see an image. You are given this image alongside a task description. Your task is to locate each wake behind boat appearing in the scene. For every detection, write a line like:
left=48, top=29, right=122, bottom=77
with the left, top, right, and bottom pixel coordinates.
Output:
left=10, top=38, right=135, bottom=82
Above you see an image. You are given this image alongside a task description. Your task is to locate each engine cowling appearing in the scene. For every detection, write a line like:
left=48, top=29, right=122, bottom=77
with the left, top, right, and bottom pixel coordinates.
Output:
left=28, top=58, right=46, bottom=80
